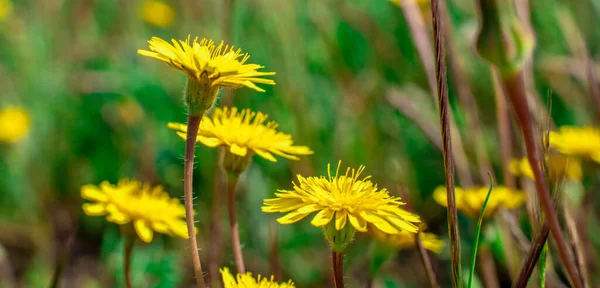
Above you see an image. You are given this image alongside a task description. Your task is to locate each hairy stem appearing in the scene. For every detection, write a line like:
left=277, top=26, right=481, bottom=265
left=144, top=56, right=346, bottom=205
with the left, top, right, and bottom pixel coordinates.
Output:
left=124, top=235, right=134, bottom=288
left=184, top=114, right=207, bottom=288
left=227, top=173, right=245, bottom=273
left=503, top=71, right=581, bottom=288
left=332, top=251, right=344, bottom=288
left=431, top=0, right=462, bottom=286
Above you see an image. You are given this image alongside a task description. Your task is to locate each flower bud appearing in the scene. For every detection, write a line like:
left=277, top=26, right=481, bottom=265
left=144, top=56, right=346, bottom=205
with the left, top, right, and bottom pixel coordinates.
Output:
left=324, top=220, right=356, bottom=252
left=475, top=0, right=535, bottom=76
left=184, top=75, right=220, bottom=115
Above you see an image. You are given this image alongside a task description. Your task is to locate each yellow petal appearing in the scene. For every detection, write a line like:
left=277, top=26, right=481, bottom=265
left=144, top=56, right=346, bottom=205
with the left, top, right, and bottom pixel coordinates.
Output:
left=277, top=211, right=311, bottom=224
left=230, top=143, right=247, bottom=157
left=82, top=203, right=107, bottom=216
left=197, top=136, right=222, bottom=147
left=335, top=210, right=348, bottom=230
left=348, top=213, right=367, bottom=232
left=81, top=185, right=108, bottom=202
left=106, top=210, right=131, bottom=225
left=310, top=208, right=334, bottom=227
left=135, top=220, right=154, bottom=243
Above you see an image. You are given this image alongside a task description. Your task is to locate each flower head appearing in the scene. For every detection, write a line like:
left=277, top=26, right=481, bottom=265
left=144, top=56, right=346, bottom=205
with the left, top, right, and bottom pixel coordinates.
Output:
left=81, top=179, right=192, bottom=243
left=510, top=155, right=582, bottom=181
left=138, top=36, right=275, bottom=92
left=140, top=1, right=175, bottom=28
left=168, top=107, right=312, bottom=173
left=262, top=162, right=421, bottom=235
left=433, top=185, right=525, bottom=219
left=549, top=126, right=600, bottom=163
left=371, top=226, right=445, bottom=254
left=0, top=106, right=30, bottom=143
left=220, top=267, right=294, bottom=288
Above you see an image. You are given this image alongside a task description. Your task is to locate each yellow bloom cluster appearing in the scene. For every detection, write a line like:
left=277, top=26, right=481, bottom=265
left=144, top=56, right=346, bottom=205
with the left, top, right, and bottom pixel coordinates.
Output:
left=371, top=226, right=445, bottom=254
left=220, top=267, right=294, bottom=288
left=138, top=36, right=275, bottom=92
left=263, top=162, right=420, bottom=234
left=510, top=155, right=582, bottom=181
left=0, top=0, right=12, bottom=21
left=140, top=1, right=175, bottom=28
left=433, top=185, right=525, bottom=219
left=168, top=107, right=313, bottom=164
left=81, top=179, right=191, bottom=243
left=549, top=126, right=600, bottom=163
left=0, top=106, right=30, bottom=143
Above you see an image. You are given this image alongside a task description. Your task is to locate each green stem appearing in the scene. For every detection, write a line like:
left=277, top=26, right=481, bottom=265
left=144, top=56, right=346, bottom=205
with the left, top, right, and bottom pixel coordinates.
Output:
left=468, top=177, right=494, bottom=288
left=184, top=114, right=207, bottom=288
left=49, top=232, right=75, bottom=288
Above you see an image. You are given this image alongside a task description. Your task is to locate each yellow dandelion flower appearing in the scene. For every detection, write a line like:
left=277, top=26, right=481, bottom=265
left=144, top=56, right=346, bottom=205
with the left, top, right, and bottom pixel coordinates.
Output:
left=262, top=162, right=421, bottom=234
left=140, top=0, right=175, bottom=28
left=0, top=106, right=30, bottom=143
left=549, top=126, right=600, bottom=163
left=220, top=267, right=295, bottom=288
left=371, top=226, right=445, bottom=254
left=81, top=179, right=192, bottom=243
left=0, top=0, right=13, bottom=21
left=138, top=36, right=275, bottom=93
left=510, top=155, right=583, bottom=181
left=168, top=107, right=312, bottom=172
left=433, top=185, right=525, bottom=219
left=389, top=0, right=429, bottom=7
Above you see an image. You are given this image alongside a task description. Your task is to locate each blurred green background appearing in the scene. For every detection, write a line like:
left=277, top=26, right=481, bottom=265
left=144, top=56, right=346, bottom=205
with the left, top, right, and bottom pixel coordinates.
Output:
left=1, top=0, right=599, bottom=287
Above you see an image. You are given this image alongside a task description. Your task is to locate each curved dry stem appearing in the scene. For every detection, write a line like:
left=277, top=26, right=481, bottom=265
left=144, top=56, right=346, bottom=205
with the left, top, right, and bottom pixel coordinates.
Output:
left=184, top=114, right=207, bottom=288
left=503, top=71, right=582, bottom=288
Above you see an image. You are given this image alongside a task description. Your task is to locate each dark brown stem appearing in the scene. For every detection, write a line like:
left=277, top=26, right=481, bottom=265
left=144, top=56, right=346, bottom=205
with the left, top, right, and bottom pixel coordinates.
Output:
left=332, top=251, right=344, bottom=288
left=227, top=173, right=245, bottom=274
left=184, top=114, right=207, bottom=288
left=431, top=0, right=462, bottom=286
left=124, top=235, right=134, bottom=288
left=269, top=222, right=281, bottom=280
left=503, top=71, right=582, bottom=288
left=209, top=150, right=226, bottom=287
left=512, top=222, right=550, bottom=288
left=416, top=233, right=440, bottom=288
left=49, top=231, right=76, bottom=288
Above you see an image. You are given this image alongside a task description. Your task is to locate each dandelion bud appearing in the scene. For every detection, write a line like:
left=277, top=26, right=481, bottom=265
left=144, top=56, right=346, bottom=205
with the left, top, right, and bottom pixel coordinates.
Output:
left=475, top=0, right=535, bottom=76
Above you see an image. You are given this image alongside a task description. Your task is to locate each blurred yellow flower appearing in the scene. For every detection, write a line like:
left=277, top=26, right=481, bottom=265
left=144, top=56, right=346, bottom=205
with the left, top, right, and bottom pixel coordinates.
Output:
left=0, top=0, right=13, bottom=21
left=220, top=267, right=295, bottom=288
left=168, top=107, right=313, bottom=164
left=140, top=0, right=175, bottom=28
left=510, top=155, right=583, bottom=181
left=371, top=226, right=445, bottom=253
left=138, top=36, right=275, bottom=92
left=262, top=162, right=420, bottom=234
left=0, top=106, right=30, bottom=143
left=549, top=126, right=600, bottom=163
left=388, top=0, right=430, bottom=7
left=81, top=179, right=192, bottom=243
left=433, top=185, right=525, bottom=219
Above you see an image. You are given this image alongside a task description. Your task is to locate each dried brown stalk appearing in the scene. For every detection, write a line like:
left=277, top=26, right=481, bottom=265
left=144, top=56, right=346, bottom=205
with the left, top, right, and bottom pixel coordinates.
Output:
left=430, top=0, right=462, bottom=286
left=401, top=0, right=473, bottom=187
left=512, top=222, right=550, bottom=288
left=503, top=71, right=582, bottom=288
